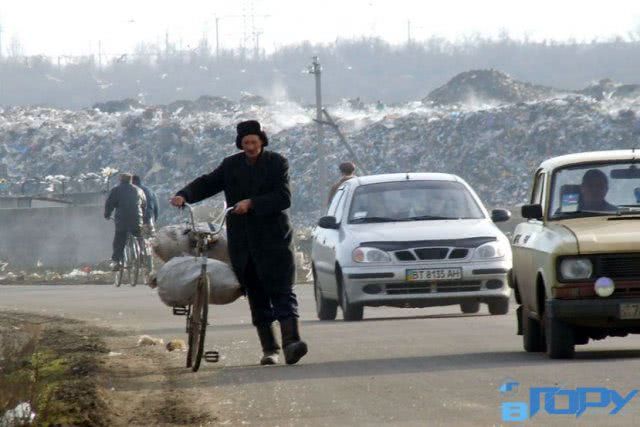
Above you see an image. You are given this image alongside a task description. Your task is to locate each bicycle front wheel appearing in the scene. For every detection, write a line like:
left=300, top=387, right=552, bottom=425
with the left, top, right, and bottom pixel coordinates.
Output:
left=187, top=274, right=209, bottom=372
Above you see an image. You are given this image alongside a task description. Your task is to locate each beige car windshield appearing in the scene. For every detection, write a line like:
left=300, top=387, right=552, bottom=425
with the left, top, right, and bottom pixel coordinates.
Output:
left=549, top=162, right=640, bottom=218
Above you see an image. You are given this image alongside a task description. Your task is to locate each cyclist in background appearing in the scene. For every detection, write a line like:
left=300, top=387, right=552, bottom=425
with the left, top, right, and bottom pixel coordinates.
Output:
left=105, top=173, right=146, bottom=270
left=132, top=175, right=159, bottom=235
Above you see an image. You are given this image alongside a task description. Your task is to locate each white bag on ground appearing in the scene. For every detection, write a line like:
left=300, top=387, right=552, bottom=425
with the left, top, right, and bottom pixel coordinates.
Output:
left=156, top=256, right=242, bottom=306
left=152, top=223, right=230, bottom=264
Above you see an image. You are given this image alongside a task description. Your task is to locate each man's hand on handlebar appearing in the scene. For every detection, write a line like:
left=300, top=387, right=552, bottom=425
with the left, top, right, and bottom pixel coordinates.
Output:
left=234, top=199, right=252, bottom=215
left=170, top=195, right=186, bottom=208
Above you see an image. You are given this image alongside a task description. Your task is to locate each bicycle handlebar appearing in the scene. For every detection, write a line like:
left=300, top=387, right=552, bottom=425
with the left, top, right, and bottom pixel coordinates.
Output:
left=182, top=203, right=234, bottom=233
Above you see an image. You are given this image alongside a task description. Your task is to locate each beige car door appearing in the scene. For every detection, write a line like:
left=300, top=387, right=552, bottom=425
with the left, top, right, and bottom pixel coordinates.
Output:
left=513, top=170, right=546, bottom=313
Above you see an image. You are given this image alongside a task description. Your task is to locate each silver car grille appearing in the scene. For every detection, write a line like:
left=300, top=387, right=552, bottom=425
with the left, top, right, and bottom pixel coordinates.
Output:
left=393, top=247, right=470, bottom=262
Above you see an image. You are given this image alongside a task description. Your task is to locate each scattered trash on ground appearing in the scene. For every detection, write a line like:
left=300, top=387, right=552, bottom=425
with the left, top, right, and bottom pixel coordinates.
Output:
left=137, top=335, right=164, bottom=347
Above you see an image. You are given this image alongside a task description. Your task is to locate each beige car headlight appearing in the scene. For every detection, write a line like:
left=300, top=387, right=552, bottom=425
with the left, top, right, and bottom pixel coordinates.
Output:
left=353, top=247, right=391, bottom=263
left=559, top=258, right=593, bottom=280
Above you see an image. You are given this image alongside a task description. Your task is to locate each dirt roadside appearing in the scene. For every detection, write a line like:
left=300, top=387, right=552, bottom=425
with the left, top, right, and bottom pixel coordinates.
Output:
left=0, top=311, right=217, bottom=426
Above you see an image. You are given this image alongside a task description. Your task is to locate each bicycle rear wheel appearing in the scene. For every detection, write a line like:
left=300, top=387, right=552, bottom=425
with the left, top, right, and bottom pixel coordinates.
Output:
left=113, top=265, right=124, bottom=287
left=141, top=240, right=153, bottom=285
left=187, top=274, right=209, bottom=372
left=129, top=237, right=140, bottom=287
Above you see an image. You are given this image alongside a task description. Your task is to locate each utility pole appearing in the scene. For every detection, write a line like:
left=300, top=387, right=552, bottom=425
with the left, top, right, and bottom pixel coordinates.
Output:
left=254, top=30, right=262, bottom=59
left=0, top=22, right=3, bottom=59
left=309, top=56, right=327, bottom=211
left=407, top=20, right=411, bottom=45
left=215, top=16, right=220, bottom=58
left=98, top=40, right=103, bottom=68
left=213, top=11, right=269, bottom=59
left=165, top=30, right=170, bottom=56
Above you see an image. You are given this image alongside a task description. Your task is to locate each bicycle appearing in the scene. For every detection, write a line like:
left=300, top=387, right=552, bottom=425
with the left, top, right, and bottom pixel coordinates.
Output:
left=172, top=203, right=233, bottom=372
left=113, top=231, right=142, bottom=287
left=140, top=222, right=155, bottom=283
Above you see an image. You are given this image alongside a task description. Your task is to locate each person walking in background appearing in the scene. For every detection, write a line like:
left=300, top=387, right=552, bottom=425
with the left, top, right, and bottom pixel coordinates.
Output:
left=328, top=161, right=357, bottom=204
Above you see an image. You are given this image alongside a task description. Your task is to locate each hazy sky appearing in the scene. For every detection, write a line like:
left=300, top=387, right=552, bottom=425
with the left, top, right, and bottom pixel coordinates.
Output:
left=1, top=0, right=640, bottom=56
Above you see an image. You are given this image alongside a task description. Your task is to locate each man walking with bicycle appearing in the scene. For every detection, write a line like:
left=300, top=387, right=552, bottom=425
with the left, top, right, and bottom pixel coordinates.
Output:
left=170, top=120, right=308, bottom=366
left=105, top=173, right=147, bottom=271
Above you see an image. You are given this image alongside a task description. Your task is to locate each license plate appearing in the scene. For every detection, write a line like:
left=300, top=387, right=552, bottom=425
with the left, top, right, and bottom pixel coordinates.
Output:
left=619, top=303, right=640, bottom=319
left=406, top=268, right=462, bottom=282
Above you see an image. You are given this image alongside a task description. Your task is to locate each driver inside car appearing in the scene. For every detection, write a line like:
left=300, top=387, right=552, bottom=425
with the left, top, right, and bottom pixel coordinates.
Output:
left=580, top=169, right=617, bottom=212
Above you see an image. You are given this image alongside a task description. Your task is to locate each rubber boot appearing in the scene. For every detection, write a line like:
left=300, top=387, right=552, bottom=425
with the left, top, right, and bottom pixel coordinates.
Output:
left=257, top=323, right=280, bottom=365
left=279, top=318, right=308, bottom=365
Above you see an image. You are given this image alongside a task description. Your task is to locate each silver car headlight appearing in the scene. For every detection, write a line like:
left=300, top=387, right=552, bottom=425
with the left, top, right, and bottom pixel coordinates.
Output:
left=473, top=242, right=507, bottom=259
left=560, top=258, right=593, bottom=280
left=353, top=247, right=391, bottom=263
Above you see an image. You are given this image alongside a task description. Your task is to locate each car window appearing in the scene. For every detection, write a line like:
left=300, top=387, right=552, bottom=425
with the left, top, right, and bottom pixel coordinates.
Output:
left=348, top=180, right=485, bottom=223
left=549, top=161, right=640, bottom=219
left=327, top=189, right=344, bottom=217
left=530, top=172, right=545, bottom=205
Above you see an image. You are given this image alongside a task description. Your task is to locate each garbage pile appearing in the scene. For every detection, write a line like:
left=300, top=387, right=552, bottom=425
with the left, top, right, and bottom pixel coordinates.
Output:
left=424, top=69, right=562, bottom=106
left=1, top=71, right=640, bottom=233
left=0, top=265, right=113, bottom=284
left=578, top=78, right=640, bottom=101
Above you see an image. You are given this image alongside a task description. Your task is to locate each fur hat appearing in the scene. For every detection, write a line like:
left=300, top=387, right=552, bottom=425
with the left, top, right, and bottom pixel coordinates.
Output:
left=235, top=120, right=269, bottom=149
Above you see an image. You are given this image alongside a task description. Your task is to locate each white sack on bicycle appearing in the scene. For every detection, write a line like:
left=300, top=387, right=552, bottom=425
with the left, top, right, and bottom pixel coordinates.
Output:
left=152, top=223, right=230, bottom=263
left=156, top=256, right=242, bottom=306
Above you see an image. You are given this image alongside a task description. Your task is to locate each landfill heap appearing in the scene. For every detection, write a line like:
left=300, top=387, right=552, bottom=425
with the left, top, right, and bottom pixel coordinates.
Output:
left=424, top=69, right=562, bottom=106
left=578, top=79, right=640, bottom=101
left=1, top=70, right=640, bottom=232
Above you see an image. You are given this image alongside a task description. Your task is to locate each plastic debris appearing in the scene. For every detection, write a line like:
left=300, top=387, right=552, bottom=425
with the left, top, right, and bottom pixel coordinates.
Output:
left=1, top=402, right=36, bottom=426
left=137, top=335, right=164, bottom=347
left=166, top=339, right=186, bottom=352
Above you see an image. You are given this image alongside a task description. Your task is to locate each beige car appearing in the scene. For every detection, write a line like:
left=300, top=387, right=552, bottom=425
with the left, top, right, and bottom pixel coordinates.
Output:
left=513, top=150, right=640, bottom=359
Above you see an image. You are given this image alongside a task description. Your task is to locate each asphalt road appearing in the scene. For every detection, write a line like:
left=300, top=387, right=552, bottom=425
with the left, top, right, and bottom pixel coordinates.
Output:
left=3, top=284, right=640, bottom=426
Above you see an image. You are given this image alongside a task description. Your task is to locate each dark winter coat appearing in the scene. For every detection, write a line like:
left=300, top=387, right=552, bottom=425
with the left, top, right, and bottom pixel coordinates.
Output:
left=104, top=183, right=147, bottom=230
left=176, top=150, right=295, bottom=290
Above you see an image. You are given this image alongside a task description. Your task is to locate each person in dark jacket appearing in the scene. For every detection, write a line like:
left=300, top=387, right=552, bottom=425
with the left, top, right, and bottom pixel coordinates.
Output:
left=105, top=173, right=147, bottom=270
left=170, top=120, right=307, bottom=366
left=132, top=175, right=159, bottom=231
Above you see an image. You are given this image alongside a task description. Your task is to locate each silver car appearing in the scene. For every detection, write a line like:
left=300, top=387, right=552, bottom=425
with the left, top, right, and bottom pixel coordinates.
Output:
left=311, top=173, right=513, bottom=321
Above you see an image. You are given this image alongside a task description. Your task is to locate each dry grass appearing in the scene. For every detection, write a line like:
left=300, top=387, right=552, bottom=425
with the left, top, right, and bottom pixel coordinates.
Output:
left=0, top=315, right=110, bottom=426
left=0, top=322, right=42, bottom=421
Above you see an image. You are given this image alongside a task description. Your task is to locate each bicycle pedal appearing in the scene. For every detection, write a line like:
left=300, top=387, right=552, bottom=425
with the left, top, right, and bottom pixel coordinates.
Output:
left=172, top=306, right=189, bottom=316
left=204, top=351, right=220, bottom=363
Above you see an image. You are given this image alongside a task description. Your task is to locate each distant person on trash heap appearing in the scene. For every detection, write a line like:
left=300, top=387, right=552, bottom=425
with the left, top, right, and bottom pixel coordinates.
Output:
left=328, top=161, right=357, bottom=204
left=132, top=175, right=159, bottom=234
left=169, top=120, right=308, bottom=366
left=104, top=173, right=147, bottom=270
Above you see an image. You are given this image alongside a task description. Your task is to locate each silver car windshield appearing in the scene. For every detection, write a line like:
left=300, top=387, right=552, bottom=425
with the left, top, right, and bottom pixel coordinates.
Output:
left=348, top=180, right=485, bottom=223
left=549, top=162, right=640, bottom=219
